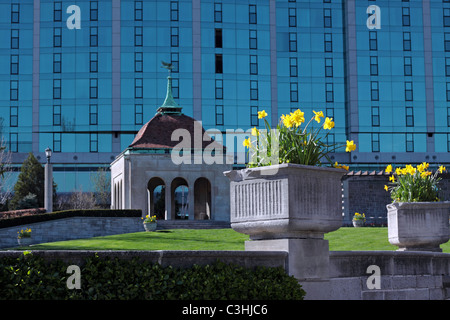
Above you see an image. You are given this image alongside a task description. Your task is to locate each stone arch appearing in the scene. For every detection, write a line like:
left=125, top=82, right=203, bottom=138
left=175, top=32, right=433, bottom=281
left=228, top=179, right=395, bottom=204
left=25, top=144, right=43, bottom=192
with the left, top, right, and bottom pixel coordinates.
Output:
left=171, top=177, right=189, bottom=220
left=194, top=177, right=211, bottom=220
left=147, top=177, right=166, bottom=220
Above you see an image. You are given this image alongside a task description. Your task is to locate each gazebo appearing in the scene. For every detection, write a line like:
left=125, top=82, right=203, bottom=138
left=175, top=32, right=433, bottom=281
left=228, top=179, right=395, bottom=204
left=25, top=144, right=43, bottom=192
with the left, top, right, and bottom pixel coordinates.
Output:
left=110, top=67, right=231, bottom=222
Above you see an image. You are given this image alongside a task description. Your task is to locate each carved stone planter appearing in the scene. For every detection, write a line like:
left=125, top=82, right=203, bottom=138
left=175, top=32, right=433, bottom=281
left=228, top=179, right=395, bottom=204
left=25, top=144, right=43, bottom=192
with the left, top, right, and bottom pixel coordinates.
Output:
left=387, top=202, right=450, bottom=252
left=143, top=222, right=157, bottom=232
left=224, top=163, right=347, bottom=240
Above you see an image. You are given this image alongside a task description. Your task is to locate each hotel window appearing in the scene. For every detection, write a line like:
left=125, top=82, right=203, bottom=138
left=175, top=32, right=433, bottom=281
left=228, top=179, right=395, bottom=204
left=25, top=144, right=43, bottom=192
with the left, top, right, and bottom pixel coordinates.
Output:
left=249, top=5, right=257, bottom=24
left=369, top=31, right=377, bottom=51
left=54, top=2, right=62, bottom=22
left=90, top=133, right=98, bottom=153
left=444, top=8, right=450, bottom=27
left=135, top=78, right=143, bottom=98
left=90, top=79, right=98, bottom=99
left=9, top=133, right=18, bottom=153
left=135, top=52, right=143, bottom=73
left=370, top=56, right=378, bottom=76
left=171, top=1, right=179, bottom=21
left=10, top=55, right=18, bottom=75
left=406, top=133, right=414, bottom=152
left=89, top=104, right=98, bottom=125
left=10, top=80, right=18, bottom=101
left=446, top=57, right=450, bottom=76
left=215, top=80, right=223, bottom=99
left=53, top=105, right=61, bottom=126
left=171, top=53, right=179, bottom=73
left=215, top=54, right=223, bottom=74
left=11, top=29, right=19, bottom=49
left=289, top=57, right=298, bottom=77
left=172, top=79, right=179, bottom=98
left=90, top=1, right=98, bottom=21
left=90, top=27, right=98, bottom=47
left=371, top=81, right=379, bottom=101
left=135, top=27, right=143, bottom=46
left=324, top=33, right=332, bottom=52
left=214, top=3, right=222, bottom=23
left=215, top=105, right=224, bottom=126
left=371, top=106, right=380, bottom=127
left=447, top=107, right=450, bottom=126
left=53, top=133, right=61, bottom=152
left=10, top=106, right=18, bottom=127
left=325, top=83, right=333, bottom=102
left=447, top=83, right=450, bottom=101
left=372, top=133, right=380, bottom=152
left=324, top=9, right=332, bottom=28
left=250, top=55, right=258, bottom=75
left=90, top=52, right=98, bottom=73
left=215, top=28, right=222, bottom=48
left=406, top=106, right=414, bottom=127
left=11, top=3, right=19, bottom=23
left=250, top=80, right=258, bottom=100
left=53, top=53, right=61, bottom=73
left=249, top=30, right=257, bottom=49
left=402, top=7, right=410, bottom=26
left=405, top=82, right=413, bottom=101
left=446, top=33, right=450, bottom=52
left=326, top=107, right=334, bottom=119
left=290, top=83, right=298, bottom=102
left=448, top=134, right=450, bottom=152
left=325, top=58, right=333, bottom=77
left=54, top=28, right=62, bottom=47
left=135, top=1, right=143, bottom=21
left=135, top=104, right=143, bottom=125
left=289, top=8, right=296, bottom=27
left=403, top=32, right=411, bottom=51
left=171, top=27, right=179, bottom=47
left=404, top=57, right=412, bottom=76
left=250, top=106, right=259, bottom=126
left=289, top=32, right=297, bottom=52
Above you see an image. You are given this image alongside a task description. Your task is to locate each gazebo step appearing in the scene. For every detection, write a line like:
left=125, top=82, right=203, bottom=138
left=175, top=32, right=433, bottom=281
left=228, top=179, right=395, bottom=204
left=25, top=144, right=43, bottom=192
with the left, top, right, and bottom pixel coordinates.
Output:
left=156, top=220, right=231, bottom=230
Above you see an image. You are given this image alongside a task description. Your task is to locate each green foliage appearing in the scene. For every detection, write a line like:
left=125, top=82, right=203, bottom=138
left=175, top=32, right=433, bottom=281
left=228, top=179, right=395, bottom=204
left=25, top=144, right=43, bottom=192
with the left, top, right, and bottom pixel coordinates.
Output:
left=0, top=253, right=306, bottom=300
left=0, top=209, right=142, bottom=229
left=17, top=193, right=39, bottom=210
left=9, top=153, right=57, bottom=210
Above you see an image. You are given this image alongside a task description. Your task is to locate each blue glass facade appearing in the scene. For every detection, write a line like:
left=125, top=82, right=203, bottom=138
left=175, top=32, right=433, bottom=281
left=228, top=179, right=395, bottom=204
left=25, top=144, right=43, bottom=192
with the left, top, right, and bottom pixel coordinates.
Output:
left=1, top=0, right=449, bottom=192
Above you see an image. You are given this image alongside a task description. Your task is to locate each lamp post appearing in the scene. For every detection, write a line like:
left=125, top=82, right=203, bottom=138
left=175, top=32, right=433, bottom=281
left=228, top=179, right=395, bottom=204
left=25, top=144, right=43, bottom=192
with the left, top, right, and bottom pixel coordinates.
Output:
left=44, top=147, right=53, bottom=213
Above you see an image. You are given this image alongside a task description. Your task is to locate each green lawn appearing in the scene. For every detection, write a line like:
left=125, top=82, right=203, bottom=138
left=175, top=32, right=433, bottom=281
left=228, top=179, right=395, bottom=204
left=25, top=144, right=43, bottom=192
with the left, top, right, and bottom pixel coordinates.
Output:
left=9, top=227, right=450, bottom=252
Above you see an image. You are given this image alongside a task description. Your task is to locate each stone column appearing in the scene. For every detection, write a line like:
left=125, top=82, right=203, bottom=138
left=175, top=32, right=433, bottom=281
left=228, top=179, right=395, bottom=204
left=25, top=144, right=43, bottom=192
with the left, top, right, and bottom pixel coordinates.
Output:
left=165, top=183, right=172, bottom=220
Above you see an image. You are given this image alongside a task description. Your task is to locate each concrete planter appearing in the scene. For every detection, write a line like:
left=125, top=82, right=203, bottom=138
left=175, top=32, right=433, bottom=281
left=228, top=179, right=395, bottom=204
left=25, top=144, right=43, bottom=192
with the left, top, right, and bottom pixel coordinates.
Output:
left=224, top=163, right=347, bottom=240
left=143, top=222, right=157, bottom=232
left=17, top=237, right=32, bottom=246
left=387, top=201, right=450, bottom=252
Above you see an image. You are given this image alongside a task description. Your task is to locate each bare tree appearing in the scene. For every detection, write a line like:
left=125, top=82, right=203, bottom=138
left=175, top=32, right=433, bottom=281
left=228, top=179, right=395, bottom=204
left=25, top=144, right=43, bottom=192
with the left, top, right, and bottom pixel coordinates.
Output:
left=69, top=187, right=97, bottom=210
left=90, top=168, right=111, bottom=208
left=0, top=138, right=13, bottom=207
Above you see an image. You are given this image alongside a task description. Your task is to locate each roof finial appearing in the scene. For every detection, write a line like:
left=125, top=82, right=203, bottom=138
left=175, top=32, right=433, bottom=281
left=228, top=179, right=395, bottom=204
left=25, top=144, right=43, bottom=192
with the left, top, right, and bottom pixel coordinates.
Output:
left=157, top=61, right=182, bottom=115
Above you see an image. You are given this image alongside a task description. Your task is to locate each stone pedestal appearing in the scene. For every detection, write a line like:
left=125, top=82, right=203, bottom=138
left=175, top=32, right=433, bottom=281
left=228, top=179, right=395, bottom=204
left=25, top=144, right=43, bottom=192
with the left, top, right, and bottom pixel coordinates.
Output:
left=246, top=238, right=331, bottom=300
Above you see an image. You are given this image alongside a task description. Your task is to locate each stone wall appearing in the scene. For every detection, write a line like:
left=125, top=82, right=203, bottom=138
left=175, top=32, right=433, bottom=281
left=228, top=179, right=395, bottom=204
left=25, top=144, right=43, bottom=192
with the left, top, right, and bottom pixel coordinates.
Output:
left=0, top=216, right=143, bottom=249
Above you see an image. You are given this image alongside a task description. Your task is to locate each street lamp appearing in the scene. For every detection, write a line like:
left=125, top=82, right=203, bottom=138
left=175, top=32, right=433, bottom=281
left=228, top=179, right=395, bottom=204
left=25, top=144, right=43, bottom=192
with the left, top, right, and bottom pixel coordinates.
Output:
left=44, top=147, right=53, bottom=212
left=45, top=147, right=52, bottom=163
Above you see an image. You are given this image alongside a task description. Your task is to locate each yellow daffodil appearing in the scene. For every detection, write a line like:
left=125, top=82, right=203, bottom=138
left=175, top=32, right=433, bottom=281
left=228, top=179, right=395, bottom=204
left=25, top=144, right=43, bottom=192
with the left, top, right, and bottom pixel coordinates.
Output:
left=384, top=185, right=389, bottom=191
left=345, top=140, right=356, bottom=152
left=439, top=165, right=446, bottom=174
left=323, top=117, right=335, bottom=130
left=257, top=110, right=268, bottom=119
left=333, top=162, right=349, bottom=171
left=389, top=175, right=395, bottom=182
left=385, top=164, right=393, bottom=174
left=290, top=109, right=305, bottom=127
left=243, top=138, right=251, bottom=148
left=281, top=114, right=294, bottom=128
left=313, top=110, right=324, bottom=123
left=251, top=127, right=259, bottom=136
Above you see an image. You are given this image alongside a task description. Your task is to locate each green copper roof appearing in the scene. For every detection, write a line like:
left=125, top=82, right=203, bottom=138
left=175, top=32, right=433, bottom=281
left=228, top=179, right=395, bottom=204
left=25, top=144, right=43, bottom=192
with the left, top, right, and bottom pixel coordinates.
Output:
left=157, top=75, right=182, bottom=115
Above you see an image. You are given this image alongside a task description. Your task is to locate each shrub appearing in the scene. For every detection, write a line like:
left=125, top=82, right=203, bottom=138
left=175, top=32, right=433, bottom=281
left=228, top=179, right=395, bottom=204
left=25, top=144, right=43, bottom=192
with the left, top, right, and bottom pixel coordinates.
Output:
left=0, top=253, right=306, bottom=300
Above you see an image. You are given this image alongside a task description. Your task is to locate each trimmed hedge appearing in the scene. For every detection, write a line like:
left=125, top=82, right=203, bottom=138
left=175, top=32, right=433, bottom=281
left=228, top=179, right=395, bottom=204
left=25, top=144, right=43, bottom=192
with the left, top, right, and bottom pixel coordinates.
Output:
left=0, top=209, right=142, bottom=229
left=0, top=252, right=306, bottom=300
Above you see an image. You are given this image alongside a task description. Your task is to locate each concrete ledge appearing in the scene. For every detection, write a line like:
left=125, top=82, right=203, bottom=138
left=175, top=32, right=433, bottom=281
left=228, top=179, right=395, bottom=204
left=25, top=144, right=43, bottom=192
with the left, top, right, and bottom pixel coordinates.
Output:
left=0, top=250, right=288, bottom=271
